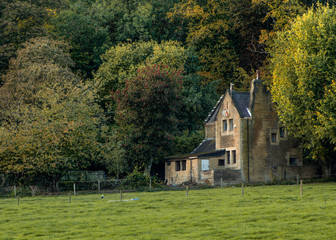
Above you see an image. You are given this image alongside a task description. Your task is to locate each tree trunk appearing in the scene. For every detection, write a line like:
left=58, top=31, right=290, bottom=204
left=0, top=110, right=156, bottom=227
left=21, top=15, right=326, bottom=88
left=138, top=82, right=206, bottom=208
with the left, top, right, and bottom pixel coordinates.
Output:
left=144, top=157, right=153, bottom=176
left=29, top=185, right=38, bottom=196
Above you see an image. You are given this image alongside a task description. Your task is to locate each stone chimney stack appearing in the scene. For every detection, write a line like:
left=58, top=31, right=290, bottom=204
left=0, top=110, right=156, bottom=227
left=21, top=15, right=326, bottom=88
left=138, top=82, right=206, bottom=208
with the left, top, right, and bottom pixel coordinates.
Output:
left=249, top=70, right=264, bottom=112
left=230, top=82, right=234, bottom=96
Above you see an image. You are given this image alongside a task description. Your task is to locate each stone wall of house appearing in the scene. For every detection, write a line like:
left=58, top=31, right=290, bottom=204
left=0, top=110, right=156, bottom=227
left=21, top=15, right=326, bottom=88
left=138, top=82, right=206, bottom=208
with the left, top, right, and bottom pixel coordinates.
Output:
left=205, top=123, right=215, bottom=138
left=165, top=159, right=200, bottom=185
left=215, top=92, right=243, bottom=171
left=247, top=79, right=316, bottom=183
left=213, top=169, right=242, bottom=185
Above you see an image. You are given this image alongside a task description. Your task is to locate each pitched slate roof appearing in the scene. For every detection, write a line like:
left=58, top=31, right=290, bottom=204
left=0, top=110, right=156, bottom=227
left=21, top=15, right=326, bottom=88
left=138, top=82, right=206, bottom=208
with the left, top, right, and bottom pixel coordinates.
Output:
left=191, top=138, right=215, bottom=154
left=204, top=90, right=251, bottom=125
left=166, top=138, right=225, bottom=160
left=232, top=91, right=251, bottom=118
left=204, top=95, right=224, bottom=124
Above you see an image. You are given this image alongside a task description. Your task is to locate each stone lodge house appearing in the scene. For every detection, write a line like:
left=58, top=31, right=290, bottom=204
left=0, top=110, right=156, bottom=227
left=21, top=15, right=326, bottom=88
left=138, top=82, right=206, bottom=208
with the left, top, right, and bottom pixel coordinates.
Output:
left=165, top=77, right=316, bottom=186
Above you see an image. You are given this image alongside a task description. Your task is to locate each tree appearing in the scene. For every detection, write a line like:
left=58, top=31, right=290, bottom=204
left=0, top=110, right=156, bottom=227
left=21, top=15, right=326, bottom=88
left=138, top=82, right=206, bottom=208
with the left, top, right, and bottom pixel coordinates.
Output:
left=270, top=4, right=336, bottom=176
left=112, top=64, right=183, bottom=174
left=0, top=37, right=77, bottom=122
left=94, top=40, right=188, bottom=108
left=0, top=36, right=108, bottom=188
left=168, top=0, right=270, bottom=91
left=0, top=80, right=104, bottom=188
left=90, top=0, right=181, bottom=44
left=51, top=1, right=111, bottom=78
left=0, top=0, right=63, bottom=79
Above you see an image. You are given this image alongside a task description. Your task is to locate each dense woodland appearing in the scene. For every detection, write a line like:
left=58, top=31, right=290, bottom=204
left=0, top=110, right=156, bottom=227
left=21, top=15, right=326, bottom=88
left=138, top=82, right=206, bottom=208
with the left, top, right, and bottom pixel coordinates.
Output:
left=1, top=0, right=336, bottom=188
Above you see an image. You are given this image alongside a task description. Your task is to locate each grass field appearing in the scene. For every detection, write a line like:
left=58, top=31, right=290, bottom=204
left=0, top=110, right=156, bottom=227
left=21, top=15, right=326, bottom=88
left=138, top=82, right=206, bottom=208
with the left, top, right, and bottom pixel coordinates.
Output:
left=0, top=183, right=335, bottom=240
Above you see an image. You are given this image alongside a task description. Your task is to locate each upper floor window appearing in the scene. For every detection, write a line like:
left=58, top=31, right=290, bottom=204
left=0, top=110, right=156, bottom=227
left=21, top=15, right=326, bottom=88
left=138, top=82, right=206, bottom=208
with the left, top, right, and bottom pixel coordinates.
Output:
left=271, top=133, right=277, bottom=142
left=279, top=127, right=286, bottom=138
left=227, top=151, right=231, bottom=164
left=223, top=120, right=227, bottom=132
left=218, top=159, right=225, bottom=166
left=232, top=150, right=236, bottom=164
left=229, top=119, right=234, bottom=131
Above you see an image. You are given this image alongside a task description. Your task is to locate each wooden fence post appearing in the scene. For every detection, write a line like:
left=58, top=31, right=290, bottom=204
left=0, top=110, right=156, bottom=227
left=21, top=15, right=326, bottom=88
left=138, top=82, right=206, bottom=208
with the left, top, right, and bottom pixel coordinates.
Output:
left=14, top=186, right=17, bottom=198
left=186, top=185, right=189, bottom=198
left=300, top=180, right=303, bottom=197
left=297, top=174, right=299, bottom=186
left=241, top=183, right=244, bottom=197
left=73, top=183, right=76, bottom=196
left=149, top=178, right=152, bottom=192
left=220, top=178, right=223, bottom=188
left=120, top=190, right=123, bottom=202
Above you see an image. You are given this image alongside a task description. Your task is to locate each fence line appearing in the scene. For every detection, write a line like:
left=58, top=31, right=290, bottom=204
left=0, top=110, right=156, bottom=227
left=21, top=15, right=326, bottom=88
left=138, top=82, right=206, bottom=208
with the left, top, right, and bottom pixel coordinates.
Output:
left=0, top=174, right=335, bottom=198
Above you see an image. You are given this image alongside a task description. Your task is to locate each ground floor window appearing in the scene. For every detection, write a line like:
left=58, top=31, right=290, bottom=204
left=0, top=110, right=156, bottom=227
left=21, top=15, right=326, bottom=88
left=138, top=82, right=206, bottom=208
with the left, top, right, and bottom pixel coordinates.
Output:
left=175, top=161, right=180, bottom=171
left=218, top=159, right=225, bottom=166
left=201, top=159, right=209, bottom=171
left=182, top=160, right=186, bottom=171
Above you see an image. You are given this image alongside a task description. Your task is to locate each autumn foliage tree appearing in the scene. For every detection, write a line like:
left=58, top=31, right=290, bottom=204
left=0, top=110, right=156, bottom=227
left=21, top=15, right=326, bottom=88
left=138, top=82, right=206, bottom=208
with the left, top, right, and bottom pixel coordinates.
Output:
left=270, top=4, right=336, bottom=176
left=0, top=37, right=106, bottom=188
left=112, top=64, right=183, bottom=174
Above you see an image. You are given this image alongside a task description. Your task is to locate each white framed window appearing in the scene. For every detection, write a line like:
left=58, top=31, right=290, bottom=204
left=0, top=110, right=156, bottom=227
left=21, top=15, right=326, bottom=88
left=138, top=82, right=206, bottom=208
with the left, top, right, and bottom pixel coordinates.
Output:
left=201, top=159, right=209, bottom=171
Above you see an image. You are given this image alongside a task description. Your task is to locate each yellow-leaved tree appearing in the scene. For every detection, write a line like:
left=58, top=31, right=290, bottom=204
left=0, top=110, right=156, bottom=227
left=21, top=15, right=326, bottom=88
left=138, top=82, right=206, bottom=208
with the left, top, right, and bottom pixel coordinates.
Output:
left=270, top=4, right=336, bottom=176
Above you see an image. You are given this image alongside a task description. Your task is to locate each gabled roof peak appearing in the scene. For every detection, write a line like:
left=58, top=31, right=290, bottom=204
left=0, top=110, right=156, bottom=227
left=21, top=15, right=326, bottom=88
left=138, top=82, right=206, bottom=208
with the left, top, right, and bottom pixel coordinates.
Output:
left=204, top=89, right=251, bottom=124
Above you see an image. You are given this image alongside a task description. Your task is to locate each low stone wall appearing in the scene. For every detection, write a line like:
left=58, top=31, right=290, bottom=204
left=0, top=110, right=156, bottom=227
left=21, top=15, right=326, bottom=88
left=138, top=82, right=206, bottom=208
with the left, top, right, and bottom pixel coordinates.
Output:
left=213, top=169, right=242, bottom=185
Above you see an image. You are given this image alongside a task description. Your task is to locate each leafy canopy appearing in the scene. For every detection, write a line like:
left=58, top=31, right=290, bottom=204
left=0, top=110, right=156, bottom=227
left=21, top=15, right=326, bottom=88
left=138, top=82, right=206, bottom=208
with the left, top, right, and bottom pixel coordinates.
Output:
left=112, top=64, right=183, bottom=173
left=270, top=4, right=336, bottom=174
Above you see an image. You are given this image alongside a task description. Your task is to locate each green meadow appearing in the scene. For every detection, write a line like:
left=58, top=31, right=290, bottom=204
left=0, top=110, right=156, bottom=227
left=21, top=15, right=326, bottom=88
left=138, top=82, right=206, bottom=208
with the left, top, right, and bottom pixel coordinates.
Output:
left=0, top=183, right=335, bottom=240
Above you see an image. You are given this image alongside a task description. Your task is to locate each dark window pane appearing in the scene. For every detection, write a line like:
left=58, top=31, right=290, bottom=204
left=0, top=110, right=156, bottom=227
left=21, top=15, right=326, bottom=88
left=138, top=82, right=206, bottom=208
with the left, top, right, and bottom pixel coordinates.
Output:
left=232, top=150, right=236, bottom=164
left=175, top=161, right=180, bottom=171
left=182, top=160, right=186, bottom=171
left=223, top=120, right=227, bottom=132
left=289, top=158, right=297, bottom=166
left=229, top=119, right=233, bottom=131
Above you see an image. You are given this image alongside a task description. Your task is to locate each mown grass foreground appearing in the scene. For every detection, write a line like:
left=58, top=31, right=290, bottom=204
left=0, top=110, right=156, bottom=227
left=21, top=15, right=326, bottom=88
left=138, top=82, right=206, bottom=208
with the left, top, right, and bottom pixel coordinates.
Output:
left=0, top=183, right=335, bottom=240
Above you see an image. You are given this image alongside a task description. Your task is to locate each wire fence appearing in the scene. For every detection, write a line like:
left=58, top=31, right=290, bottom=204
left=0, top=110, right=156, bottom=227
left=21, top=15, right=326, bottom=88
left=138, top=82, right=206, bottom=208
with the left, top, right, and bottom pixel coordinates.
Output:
left=0, top=174, right=335, bottom=198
